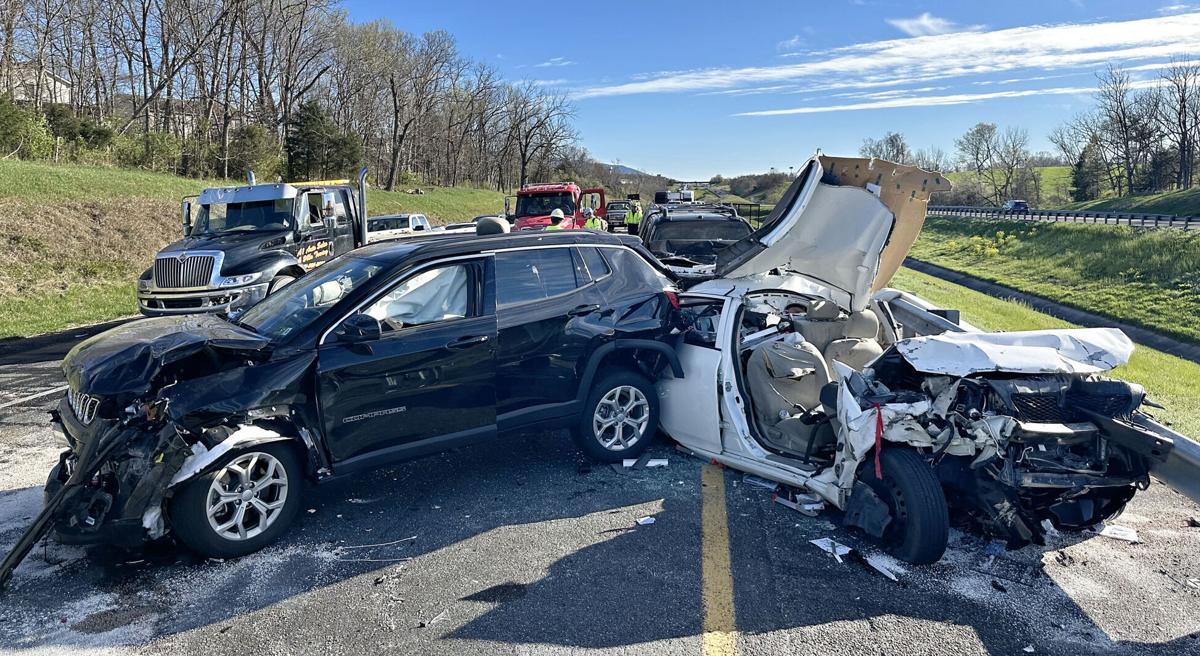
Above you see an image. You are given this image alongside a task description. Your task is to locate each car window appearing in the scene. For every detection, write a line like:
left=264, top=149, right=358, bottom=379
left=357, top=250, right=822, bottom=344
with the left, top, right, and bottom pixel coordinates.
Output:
left=603, top=247, right=668, bottom=288
left=580, top=247, right=611, bottom=279
left=363, top=264, right=470, bottom=333
left=495, top=248, right=581, bottom=307
left=240, top=254, right=388, bottom=340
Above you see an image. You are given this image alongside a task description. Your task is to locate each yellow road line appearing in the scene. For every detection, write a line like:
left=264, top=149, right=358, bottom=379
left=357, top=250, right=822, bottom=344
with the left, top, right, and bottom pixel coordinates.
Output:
left=701, top=463, right=738, bottom=656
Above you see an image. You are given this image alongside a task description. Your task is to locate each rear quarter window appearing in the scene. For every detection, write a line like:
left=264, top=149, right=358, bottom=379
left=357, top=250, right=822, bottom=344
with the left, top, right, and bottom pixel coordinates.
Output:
left=495, top=248, right=582, bottom=307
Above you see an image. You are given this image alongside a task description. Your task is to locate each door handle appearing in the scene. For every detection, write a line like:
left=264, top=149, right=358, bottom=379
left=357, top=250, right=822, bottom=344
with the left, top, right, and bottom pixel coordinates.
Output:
left=447, top=335, right=489, bottom=349
left=567, top=304, right=600, bottom=317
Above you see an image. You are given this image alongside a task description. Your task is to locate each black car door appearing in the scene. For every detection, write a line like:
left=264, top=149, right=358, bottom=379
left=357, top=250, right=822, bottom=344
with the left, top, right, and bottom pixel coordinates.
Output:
left=493, top=246, right=608, bottom=430
left=317, top=257, right=497, bottom=468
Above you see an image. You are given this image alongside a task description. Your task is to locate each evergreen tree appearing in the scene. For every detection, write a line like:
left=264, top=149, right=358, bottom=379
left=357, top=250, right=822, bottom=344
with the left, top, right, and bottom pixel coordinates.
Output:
left=285, top=100, right=362, bottom=181
left=1070, top=141, right=1106, bottom=202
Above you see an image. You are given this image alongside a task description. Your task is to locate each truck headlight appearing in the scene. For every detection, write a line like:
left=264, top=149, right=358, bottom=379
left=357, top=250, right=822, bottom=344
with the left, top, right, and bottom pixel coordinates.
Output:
left=218, top=272, right=264, bottom=288
left=137, top=278, right=151, bottom=291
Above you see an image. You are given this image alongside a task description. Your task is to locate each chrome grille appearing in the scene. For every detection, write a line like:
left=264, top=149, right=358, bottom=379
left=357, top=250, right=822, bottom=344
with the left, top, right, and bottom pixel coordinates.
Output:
left=67, top=388, right=99, bottom=425
left=154, top=254, right=215, bottom=288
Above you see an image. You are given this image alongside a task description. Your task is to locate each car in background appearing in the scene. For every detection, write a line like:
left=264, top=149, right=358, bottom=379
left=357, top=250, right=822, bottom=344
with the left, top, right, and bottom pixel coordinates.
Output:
left=366, top=213, right=432, bottom=242
left=1002, top=199, right=1030, bottom=211
left=1, top=228, right=684, bottom=583
left=639, top=205, right=753, bottom=279
left=657, top=154, right=1200, bottom=565
left=605, top=200, right=632, bottom=232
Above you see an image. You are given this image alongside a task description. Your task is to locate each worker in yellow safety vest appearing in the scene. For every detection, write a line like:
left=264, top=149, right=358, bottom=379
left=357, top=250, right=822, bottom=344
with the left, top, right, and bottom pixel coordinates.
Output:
left=544, top=208, right=566, bottom=230
left=625, top=203, right=643, bottom=235
left=583, top=207, right=605, bottom=230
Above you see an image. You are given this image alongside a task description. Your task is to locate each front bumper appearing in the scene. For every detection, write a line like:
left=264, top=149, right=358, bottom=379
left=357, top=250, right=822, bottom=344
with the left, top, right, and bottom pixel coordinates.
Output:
left=138, top=282, right=268, bottom=316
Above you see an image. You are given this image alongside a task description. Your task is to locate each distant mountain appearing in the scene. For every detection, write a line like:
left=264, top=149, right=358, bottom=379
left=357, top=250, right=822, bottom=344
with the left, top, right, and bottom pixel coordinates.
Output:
left=604, top=163, right=647, bottom=176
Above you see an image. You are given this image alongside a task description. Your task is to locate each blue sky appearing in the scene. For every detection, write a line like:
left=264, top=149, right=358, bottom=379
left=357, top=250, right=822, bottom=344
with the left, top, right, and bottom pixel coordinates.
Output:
left=344, top=1, right=1200, bottom=179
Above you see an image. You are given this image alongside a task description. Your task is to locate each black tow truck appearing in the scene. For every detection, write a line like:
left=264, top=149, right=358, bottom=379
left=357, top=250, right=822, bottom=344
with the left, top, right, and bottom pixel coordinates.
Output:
left=137, top=169, right=369, bottom=317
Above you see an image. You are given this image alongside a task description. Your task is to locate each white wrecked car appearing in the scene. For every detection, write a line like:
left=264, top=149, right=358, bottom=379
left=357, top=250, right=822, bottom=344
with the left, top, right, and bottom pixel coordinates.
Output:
left=657, top=155, right=1200, bottom=564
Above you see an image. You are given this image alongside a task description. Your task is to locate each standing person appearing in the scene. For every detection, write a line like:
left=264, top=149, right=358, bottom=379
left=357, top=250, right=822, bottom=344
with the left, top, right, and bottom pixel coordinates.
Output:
left=582, top=207, right=605, bottom=230
left=625, top=202, right=643, bottom=235
left=544, top=208, right=566, bottom=230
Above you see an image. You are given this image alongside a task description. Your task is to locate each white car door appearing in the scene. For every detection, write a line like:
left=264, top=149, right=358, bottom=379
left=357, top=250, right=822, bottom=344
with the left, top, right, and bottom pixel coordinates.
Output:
left=657, top=295, right=727, bottom=455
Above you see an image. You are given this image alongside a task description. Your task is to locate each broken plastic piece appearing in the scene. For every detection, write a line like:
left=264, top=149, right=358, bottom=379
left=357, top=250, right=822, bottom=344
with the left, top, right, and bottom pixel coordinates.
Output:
left=810, top=537, right=852, bottom=563
left=774, top=493, right=824, bottom=516
left=1097, top=524, right=1140, bottom=543
left=742, top=474, right=779, bottom=491
left=646, top=459, right=669, bottom=468
left=636, top=516, right=656, bottom=526
left=862, top=553, right=900, bottom=582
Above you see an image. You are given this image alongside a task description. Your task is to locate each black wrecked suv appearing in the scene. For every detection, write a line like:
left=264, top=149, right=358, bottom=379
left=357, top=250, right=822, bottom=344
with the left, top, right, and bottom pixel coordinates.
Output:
left=2, top=229, right=682, bottom=580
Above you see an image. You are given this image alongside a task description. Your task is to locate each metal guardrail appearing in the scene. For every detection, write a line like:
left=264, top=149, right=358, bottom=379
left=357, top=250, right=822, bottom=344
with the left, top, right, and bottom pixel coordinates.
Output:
left=928, top=206, right=1200, bottom=230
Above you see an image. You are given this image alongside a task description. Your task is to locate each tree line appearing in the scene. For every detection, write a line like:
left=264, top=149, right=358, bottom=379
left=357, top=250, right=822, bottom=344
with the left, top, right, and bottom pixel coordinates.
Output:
left=853, top=60, right=1200, bottom=207
left=0, top=0, right=581, bottom=191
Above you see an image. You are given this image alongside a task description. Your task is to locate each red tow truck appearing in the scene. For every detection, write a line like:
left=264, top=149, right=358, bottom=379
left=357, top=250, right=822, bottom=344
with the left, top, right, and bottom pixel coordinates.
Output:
left=508, top=182, right=606, bottom=230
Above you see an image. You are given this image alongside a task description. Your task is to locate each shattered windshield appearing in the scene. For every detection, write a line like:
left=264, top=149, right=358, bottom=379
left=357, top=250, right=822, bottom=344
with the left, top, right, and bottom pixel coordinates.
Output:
left=515, top=192, right=574, bottom=218
left=238, top=254, right=387, bottom=340
left=191, top=199, right=294, bottom=235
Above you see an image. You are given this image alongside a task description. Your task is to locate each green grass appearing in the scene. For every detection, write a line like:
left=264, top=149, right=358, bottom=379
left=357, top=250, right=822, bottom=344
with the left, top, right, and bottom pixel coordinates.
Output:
left=0, top=282, right=134, bottom=338
left=911, top=215, right=1200, bottom=343
left=0, top=160, right=507, bottom=223
left=1063, top=186, right=1200, bottom=216
left=893, top=267, right=1200, bottom=437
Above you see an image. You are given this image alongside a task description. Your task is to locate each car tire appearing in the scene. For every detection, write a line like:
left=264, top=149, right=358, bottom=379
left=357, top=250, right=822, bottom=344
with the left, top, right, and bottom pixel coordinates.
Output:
left=858, top=448, right=948, bottom=565
left=170, top=442, right=303, bottom=559
left=268, top=274, right=296, bottom=294
left=574, top=370, right=659, bottom=462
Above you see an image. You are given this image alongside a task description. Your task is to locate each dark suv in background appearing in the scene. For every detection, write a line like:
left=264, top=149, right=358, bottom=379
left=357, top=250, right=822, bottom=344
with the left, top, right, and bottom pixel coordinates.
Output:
left=2, top=229, right=683, bottom=581
left=639, top=205, right=754, bottom=280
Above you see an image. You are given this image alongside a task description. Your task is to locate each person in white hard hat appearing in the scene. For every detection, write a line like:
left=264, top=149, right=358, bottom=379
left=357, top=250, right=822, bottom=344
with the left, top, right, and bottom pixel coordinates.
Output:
left=545, top=208, right=566, bottom=230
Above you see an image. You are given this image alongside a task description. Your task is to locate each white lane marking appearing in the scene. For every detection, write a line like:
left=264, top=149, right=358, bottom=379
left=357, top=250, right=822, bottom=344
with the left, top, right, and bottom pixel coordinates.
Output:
left=0, top=385, right=68, bottom=410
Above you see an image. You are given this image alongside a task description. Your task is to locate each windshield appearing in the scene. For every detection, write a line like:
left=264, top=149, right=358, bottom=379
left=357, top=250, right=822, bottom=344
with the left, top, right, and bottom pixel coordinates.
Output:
left=192, top=199, right=294, bottom=235
left=238, top=254, right=388, bottom=340
left=515, top=192, right=575, bottom=218
left=608, top=202, right=631, bottom=212
left=650, top=221, right=752, bottom=242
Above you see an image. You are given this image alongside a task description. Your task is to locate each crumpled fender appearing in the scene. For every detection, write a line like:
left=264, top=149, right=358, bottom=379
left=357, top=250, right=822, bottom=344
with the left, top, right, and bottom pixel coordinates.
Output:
left=169, top=424, right=295, bottom=488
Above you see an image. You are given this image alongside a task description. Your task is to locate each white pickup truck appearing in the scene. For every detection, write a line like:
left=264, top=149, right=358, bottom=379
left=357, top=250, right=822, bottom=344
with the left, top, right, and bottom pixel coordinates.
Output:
left=365, top=213, right=433, bottom=242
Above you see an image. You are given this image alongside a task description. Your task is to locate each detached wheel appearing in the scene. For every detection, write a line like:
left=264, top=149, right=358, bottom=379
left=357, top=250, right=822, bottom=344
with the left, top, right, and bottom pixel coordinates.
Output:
left=574, top=370, right=658, bottom=462
left=268, top=274, right=296, bottom=294
left=859, top=448, right=948, bottom=565
left=170, top=442, right=302, bottom=558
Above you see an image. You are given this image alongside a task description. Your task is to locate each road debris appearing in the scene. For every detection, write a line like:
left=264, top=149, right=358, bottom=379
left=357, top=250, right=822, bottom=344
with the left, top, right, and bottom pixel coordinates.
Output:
left=1023, top=645, right=1036, bottom=653
left=773, top=491, right=825, bottom=516
left=742, top=474, right=779, bottom=491
left=622, top=456, right=670, bottom=469
left=419, top=609, right=448, bottom=628
left=1187, top=516, right=1200, bottom=528
left=810, top=537, right=852, bottom=563
left=1096, top=524, right=1140, bottom=543
left=991, top=580, right=1008, bottom=593
left=636, top=516, right=656, bottom=526
left=337, top=535, right=418, bottom=550
left=859, top=552, right=902, bottom=582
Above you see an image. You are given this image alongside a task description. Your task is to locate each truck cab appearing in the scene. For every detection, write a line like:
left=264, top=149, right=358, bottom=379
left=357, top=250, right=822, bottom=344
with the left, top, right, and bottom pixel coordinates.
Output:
left=508, top=182, right=606, bottom=231
left=138, top=170, right=368, bottom=316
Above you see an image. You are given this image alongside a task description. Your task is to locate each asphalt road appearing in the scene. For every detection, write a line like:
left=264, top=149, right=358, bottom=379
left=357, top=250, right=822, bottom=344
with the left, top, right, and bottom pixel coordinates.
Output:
left=1, top=341, right=1200, bottom=655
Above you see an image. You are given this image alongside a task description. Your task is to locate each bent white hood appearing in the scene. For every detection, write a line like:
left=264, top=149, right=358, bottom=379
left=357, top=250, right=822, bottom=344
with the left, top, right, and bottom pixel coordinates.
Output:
left=714, top=155, right=951, bottom=311
left=894, top=328, right=1135, bottom=377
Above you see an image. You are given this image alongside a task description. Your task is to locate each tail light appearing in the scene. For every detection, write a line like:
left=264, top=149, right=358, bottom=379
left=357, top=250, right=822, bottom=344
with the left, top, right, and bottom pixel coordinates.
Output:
left=664, top=290, right=681, bottom=309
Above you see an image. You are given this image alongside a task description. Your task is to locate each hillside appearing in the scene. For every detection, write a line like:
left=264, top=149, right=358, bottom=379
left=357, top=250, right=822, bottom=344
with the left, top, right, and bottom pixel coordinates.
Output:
left=910, top=215, right=1200, bottom=343
left=0, top=161, right=507, bottom=338
left=1062, top=186, right=1200, bottom=216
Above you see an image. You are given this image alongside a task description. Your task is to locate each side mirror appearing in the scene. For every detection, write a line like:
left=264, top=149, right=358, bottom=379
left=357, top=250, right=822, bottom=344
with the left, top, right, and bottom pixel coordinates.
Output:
left=181, top=200, right=192, bottom=234
left=339, top=313, right=382, bottom=343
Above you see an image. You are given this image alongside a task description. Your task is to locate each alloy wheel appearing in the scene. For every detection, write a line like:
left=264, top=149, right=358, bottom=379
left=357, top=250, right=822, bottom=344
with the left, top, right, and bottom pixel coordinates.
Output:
left=205, top=451, right=289, bottom=541
left=592, top=385, right=650, bottom=451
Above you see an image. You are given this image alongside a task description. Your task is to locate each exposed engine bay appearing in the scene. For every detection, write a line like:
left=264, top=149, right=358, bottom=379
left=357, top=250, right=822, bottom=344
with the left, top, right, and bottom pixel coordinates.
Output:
left=730, top=289, right=1170, bottom=548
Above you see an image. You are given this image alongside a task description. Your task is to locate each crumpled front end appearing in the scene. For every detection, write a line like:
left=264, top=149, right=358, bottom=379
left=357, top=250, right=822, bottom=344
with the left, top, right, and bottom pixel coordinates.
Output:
left=834, top=328, right=1169, bottom=548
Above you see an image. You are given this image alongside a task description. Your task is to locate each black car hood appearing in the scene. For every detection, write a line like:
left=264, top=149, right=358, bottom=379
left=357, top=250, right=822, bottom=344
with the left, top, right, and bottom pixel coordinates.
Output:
left=160, top=229, right=292, bottom=275
left=63, top=315, right=272, bottom=398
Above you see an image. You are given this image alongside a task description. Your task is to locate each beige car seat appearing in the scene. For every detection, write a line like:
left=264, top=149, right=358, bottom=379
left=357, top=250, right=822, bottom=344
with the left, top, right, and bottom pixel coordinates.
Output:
left=745, top=337, right=834, bottom=456
left=823, top=310, right=884, bottom=371
left=788, top=299, right=846, bottom=354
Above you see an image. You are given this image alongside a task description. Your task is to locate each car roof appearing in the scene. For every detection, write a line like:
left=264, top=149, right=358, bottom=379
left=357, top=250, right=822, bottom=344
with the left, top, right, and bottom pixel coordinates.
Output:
left=351, top=228, right=640, bottom=264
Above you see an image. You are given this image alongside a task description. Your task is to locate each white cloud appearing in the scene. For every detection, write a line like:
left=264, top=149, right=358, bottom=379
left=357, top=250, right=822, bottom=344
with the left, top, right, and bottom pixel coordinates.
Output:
left=535, top=57, right=574, bottom=68
left=532, top=79, right=569, bottom=87
left=777, top=34, right=805, bottom=51
left=736, top=80, right=1161, bottom=116
left=576, top=13, right=1200, bottom=99
left=886, top=12, right=978, bottom=37
left=1159, top=3, right=1199, bottom=14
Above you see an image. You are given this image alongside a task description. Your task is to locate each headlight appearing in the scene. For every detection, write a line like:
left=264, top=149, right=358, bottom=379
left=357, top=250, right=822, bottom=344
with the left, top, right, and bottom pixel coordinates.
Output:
left=137, top=278, right=151, bottom=291
left=218, top=272, right=264, bottom=288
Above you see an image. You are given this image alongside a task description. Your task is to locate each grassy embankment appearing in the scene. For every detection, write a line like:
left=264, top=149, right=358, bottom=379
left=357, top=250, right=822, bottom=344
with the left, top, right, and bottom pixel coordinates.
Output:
left=0, top=160, right=506, bottom=338
left=893, top=267, right=1200, bottom=438
left=911, top=215, right=1200, bottom=344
